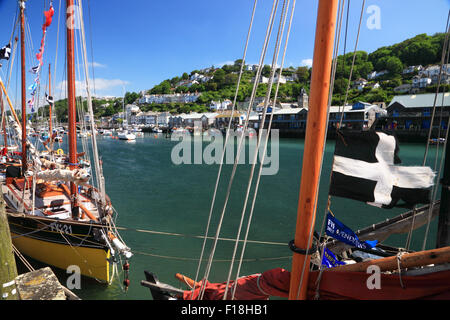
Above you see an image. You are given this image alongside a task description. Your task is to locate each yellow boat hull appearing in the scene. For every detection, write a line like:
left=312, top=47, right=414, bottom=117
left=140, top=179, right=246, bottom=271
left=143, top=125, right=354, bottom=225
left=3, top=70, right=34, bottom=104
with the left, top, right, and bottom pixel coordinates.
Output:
left=12, top=232, right=111, bottom=283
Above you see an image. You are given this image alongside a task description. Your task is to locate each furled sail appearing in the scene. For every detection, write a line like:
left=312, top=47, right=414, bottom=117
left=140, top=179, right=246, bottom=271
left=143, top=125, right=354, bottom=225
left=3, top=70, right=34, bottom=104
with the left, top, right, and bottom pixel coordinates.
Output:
left=36, top=169, right=90, bottom=185
left=11, top=121, right=39, bottom=158
left=183, top=268, right=290, bottom=300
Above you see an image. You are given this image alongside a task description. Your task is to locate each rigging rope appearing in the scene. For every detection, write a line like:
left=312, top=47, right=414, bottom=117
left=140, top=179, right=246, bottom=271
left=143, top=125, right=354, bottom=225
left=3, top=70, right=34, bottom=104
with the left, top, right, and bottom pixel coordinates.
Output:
left=406, top=10, right=450, bottom=250
left=423, top=10, right=450, bottom=166
left=199, top=0, right=279, bottom=300
left=77, top=0, right=106, bottom=204
left=116, top=225, right=286, bottom=246
left=421, top=16, right=450, bottom=251
left=338, top=0, right=365, bottom=128
left=191, top=0, right=259, bottom=293
left=229, top=0, right=295, bottom=300
left=86, top=0, right=96, bottom=96
left=197, top=0, right=280, bottom=300
left=52, top=0, right=62, bottom=105
left=13, top=244, right=35, bottom=272
left=133, top=250, right=291, bottom=263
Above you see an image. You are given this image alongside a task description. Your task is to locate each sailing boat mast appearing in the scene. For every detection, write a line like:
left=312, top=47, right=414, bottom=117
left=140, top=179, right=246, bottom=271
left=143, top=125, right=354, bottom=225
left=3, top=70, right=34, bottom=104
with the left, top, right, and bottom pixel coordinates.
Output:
left=0, top=90, right=7, bottom=150
left=20, top=0, right=27, bottom=174
left=76, top=0, right=107, bottom=207
left=48, top=63, right=53, bottom=151
left=66, top=0, right=79, bottom=216
left=288, top=0, right=338, bottom=300
left=122, top=88, right=126, bottom=130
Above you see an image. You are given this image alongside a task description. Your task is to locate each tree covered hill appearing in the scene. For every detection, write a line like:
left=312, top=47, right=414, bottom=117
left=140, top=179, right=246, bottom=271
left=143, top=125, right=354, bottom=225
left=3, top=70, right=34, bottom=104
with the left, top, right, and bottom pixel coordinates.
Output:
left=138, top=32, right=447, bottom=112
left=45, top=32, right=448, bottom=121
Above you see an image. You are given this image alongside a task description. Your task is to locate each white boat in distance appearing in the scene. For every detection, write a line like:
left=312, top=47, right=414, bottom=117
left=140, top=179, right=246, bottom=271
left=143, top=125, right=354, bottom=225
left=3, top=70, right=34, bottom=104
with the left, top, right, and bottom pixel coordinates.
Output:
left=117, top=130, right=136, bottom=140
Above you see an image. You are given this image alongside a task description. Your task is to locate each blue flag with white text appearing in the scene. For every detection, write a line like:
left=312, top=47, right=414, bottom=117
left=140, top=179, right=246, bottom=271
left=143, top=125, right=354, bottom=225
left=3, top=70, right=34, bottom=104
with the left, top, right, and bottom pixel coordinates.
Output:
left=322, top=247, right=345, bottom=268
left=326, top=212, right=378, bottom=250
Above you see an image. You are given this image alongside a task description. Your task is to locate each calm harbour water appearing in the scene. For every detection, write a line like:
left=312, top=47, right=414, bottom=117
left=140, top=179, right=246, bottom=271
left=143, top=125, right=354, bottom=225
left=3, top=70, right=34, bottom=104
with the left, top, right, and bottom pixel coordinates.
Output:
left=16, top=133, right=440, bottom=300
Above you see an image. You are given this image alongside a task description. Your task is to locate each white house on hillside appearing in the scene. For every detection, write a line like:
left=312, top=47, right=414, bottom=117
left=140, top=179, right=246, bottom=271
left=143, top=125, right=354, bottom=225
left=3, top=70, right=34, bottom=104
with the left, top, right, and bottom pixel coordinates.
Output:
left=412, top=75, right=432, bottom=88
left=354, top=78, right=368, bottom=91
left=157, top=112, right=171, bottom=126
left=367, top=70, right=388, bottom=80
left=402, top=65, right=423, bottom=74
left=246, top=64, right=259, bottom=71
left=210, top=100, right=232, bottom=111
left=252, top=75, right=269, bottom=84
left=419, top=64, right=450, bottom=79
left=394, top=83, right=412, bottom=93
left=200, top=113, right=219, bottom=128
left=273, top=74, right=287, bottom=84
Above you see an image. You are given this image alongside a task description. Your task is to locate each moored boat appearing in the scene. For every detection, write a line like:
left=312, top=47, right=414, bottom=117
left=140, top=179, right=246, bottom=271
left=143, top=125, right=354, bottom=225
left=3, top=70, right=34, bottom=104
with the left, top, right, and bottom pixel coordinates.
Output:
left=0, top=0, right=132, bottom=285
left=117, top=130, right=136, bottom=140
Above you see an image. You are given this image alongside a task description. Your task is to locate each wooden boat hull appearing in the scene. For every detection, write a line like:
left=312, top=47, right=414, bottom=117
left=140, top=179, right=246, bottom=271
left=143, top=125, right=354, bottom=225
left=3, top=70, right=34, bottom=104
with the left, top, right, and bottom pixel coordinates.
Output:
left=8, top=213, right=112, bottom=283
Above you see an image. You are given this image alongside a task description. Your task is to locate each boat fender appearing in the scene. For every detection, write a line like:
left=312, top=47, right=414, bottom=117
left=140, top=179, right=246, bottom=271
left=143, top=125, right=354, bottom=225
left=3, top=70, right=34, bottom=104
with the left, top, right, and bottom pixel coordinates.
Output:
left=104, top=205, right=113, bottom=215
left=98, top=230, right=116, bottom=256
left=109, top=232, right=133, bottom=259
left=123, top=261, right=130, bottom=291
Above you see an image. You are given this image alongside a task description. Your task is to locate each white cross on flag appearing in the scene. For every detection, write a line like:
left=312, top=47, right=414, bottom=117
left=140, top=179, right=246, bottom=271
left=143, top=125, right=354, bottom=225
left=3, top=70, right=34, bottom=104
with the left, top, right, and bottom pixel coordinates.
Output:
left=330, top=131, right=435, bottom=209
left=45, top=93, right=54, bottom=105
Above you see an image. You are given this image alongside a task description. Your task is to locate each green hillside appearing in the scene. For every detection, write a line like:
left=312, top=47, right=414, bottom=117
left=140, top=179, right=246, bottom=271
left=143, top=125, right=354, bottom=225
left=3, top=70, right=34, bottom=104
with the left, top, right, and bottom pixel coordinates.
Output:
left=139, top=32, right=448, bottom=112
left=44, top=32, right=449, bottom=122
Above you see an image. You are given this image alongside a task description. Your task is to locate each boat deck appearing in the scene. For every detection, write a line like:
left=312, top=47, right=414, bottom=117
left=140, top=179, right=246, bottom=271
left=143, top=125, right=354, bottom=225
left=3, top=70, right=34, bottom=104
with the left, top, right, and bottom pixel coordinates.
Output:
left=2, top=181, right=101, bottom=222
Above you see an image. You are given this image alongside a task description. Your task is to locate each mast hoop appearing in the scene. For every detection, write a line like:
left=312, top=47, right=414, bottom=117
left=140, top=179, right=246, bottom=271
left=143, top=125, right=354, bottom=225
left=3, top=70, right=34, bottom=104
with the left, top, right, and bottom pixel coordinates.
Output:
left=288, top=240, right=317, bottom=256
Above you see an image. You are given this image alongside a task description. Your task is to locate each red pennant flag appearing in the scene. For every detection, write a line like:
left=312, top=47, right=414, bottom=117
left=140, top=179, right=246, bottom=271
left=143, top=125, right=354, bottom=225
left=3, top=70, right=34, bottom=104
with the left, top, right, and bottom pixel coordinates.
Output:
left=43, top=6, right=54, bottom=29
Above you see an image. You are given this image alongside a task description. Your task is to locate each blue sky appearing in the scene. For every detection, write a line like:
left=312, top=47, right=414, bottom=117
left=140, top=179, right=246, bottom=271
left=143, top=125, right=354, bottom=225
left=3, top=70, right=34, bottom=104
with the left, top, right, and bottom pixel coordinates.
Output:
left=0, top=0, right=449, bottom=107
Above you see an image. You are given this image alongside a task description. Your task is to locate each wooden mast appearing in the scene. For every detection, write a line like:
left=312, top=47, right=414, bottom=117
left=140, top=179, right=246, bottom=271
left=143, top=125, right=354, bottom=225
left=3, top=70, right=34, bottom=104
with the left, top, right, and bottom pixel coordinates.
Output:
left=20, top=0, right=27, bottom=174
left=288, top=0, right=338, bottom=300
left=0, top=90, right=7, bottom=150
left=66, top=0, right=79, bottom=217
left=48, top=63, right=53, bottom=151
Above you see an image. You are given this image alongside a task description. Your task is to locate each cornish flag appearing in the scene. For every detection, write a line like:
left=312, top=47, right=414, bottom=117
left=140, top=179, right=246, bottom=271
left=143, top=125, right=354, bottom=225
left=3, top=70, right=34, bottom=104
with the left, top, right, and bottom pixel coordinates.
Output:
left=0, top=43, right=11, bottom=61
left=45, top=93, right=54, bottom=105
left=330, top=131, right=435, bottom=208
left=30, top=65, right=40, bottom=74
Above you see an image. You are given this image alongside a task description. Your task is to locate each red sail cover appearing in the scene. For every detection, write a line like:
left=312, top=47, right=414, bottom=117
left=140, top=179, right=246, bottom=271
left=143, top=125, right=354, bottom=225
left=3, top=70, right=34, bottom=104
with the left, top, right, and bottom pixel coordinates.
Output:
left=183, top=268, right=290, bottom=300
left=183, top=268, right=450, bottom=300
left=307, top=269, right=450, bottom=300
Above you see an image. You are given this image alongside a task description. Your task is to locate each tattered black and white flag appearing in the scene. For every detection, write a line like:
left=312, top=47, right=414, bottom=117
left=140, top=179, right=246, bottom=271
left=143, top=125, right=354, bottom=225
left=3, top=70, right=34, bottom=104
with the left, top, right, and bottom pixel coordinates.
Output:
left=45, top=93, right=54, bottom=105
left=0, top=43, right=11, bottom=61
left=330, top=131, right=435, bottom=208
left=30, top=65, right=40, bottom=74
